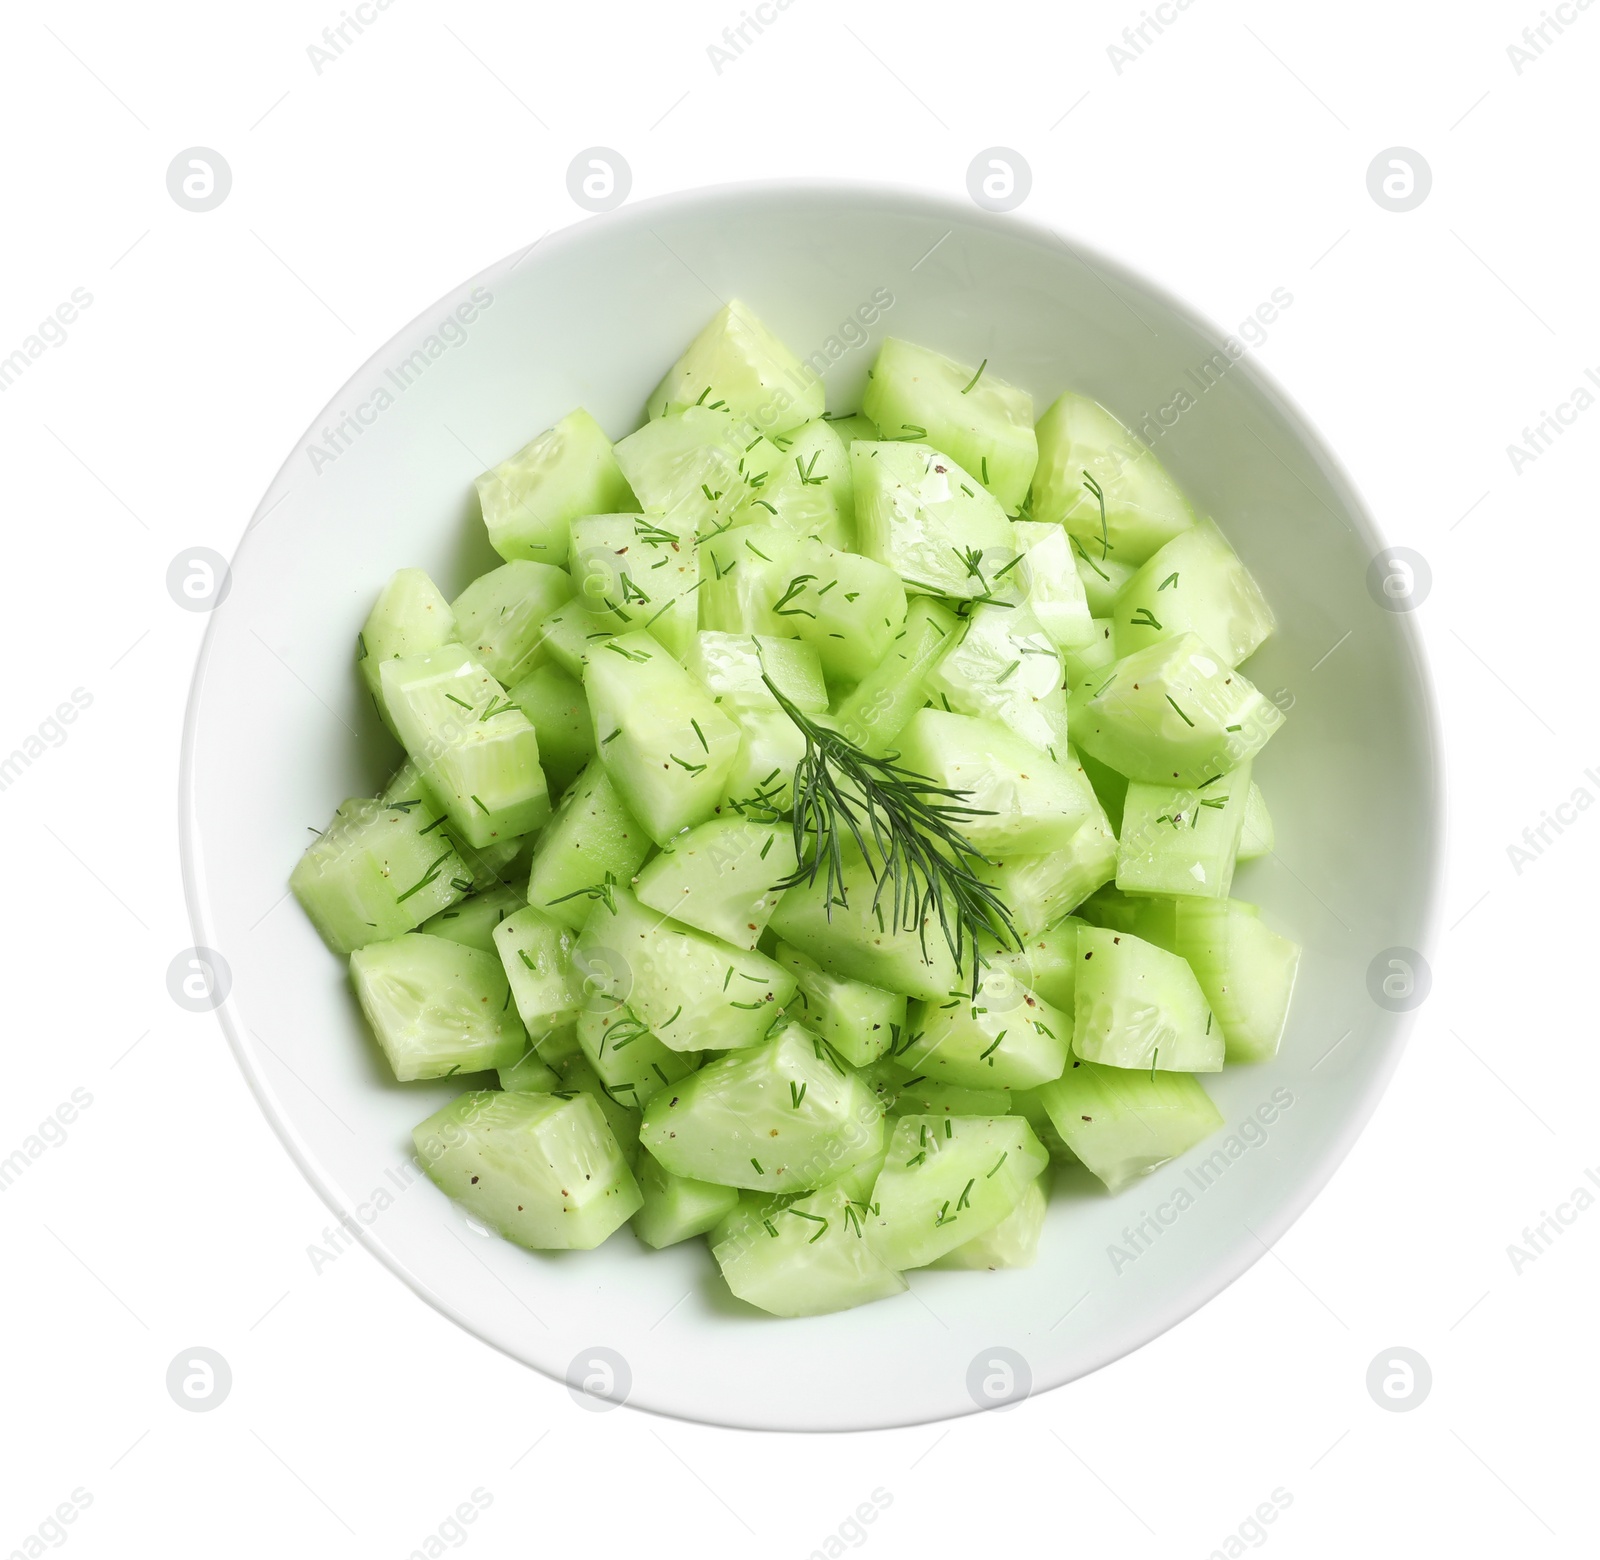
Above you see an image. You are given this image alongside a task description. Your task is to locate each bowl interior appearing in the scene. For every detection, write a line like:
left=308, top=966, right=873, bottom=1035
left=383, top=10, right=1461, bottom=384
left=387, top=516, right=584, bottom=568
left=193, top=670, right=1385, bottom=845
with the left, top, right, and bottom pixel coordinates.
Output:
left=182, top=183, right=1439, bottom=1431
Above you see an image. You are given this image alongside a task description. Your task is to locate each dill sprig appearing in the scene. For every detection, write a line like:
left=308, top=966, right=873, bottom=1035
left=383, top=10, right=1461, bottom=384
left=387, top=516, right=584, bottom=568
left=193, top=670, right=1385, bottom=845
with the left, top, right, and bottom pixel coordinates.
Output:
left=759, top=671, right=1020, bottom=988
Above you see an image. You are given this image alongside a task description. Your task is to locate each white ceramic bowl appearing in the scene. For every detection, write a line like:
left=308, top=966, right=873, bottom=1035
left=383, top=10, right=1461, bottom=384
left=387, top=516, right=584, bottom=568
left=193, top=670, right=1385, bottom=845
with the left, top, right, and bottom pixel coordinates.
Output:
left=181, top=182, right=1441, bottom=1431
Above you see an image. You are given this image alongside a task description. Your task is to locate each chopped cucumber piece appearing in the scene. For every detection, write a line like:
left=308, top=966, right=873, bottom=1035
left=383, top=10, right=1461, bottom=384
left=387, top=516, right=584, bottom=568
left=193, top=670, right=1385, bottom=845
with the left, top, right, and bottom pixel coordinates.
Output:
left=1238, top=780, right=1273, bottom=860
left=894, top=710, right=1103, bottom=857
left=980, top=916, right=1086, bottom=1012
left=532, top=600, right=618, bottom=677
left=381, top=759, right=525, bottom=893
left=1116, top=762, right=1252, bottom=899
left=1072, top=541, right=1137, bottom=617
left=851, top=441, right=1014, bottom=598
left=734, top=418, right=853, bottom=549
left=1163, top=898, right=1300, bottom=1063
left=974, top=812, right=1118, bottom=938
left=499, top=1043, right=561, bottom=1093
left=1009, top=1085, right=1076, bottom=1162
left=774, top=941, right=906, bottom=1069
left=492, top=906, right=583, bottom=1034
left=476, top=408, right=635, bottom=566
left=1112, top=519, right=1275, bottom=667
left=291, top=797, right=470, bottom=955
left=881, top=1069, right=1015, bottom=1119
left=716, top=709, right=806, bottom=821
left=697, top=521, right=805, bottom=638
left=575, top=1006, right=701, bottom=1109
left=569, top=512, right=700, bottom=659
left=640, top=1022, right=884, bottom=1193
left=779, top=541, right=908, bottom=687
left=633, top=1151, right=741, bottom=1249
left=413, top=1090, right=641, bottom=1249
left=864, top=1114, right=1048, bottom=1269
left=524, top=761, right=652, bottom=930
left=927, top=1177, right=1047, bottom=1270
left=830, top=597, right=959, bottom=753
left=585, top=630, right=741, bottom=845
left=901, top=964, right=1071, bottom=1090
left=421, top=882, right=524, bottom=953
left=615, top=407, right=763, bottom=539
left=553, top=1051, right=642, bottom=1164
left=713, top=1178, right=906, bottom=1316
left=507, top=663, right=594, bottom=798
left=646, top=300, right=822, bottom=435
left=826, top=411, right=878, bottom=444
left=1033, top=390, right=1196, bottom=565
left=766, top=845, right=961, bottom=1000
left=924, top=603, right=1067, bottom=755
left=1070, top=633, right=1286, bottom=786
left=380, top=646, right=551, bottom=849
left=684, top=631, right=828, bottom=715
left=359, top=569, right=459, bottom=737
left=451, top=560, right=572, bottom=687
left=350, top=933, right=525, bottom=1081
left=1073, top=924, right=1220, bottom=1072
left=633, top=818, right=798, bottom=949
left=861, top=339, right=1037, bottom=513
left=1008, top=520, right=1095, bottom=648
left=575, top=887, right=795, bottom=1052
left=1039, top=1059, right=1222, bottom=1192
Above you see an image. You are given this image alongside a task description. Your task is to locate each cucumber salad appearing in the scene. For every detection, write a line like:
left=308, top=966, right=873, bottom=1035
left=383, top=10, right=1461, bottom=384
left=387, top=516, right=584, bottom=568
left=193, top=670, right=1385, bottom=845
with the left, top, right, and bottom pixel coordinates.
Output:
left=290, top=302, right=1300, bottom=1318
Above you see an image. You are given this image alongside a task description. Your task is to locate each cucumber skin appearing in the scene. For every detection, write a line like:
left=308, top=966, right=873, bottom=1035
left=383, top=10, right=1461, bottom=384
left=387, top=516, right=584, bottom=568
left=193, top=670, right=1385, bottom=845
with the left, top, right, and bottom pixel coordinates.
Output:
left=413, top=1090, right=642, bottom=1250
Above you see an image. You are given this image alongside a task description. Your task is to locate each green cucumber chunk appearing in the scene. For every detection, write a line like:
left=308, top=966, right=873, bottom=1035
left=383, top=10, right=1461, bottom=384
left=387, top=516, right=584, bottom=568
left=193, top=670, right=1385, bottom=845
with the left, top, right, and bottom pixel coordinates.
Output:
left=451, top=560, right=573, bottom=687
left=1073, top=924, right=1220, bottom=1072
left=533, top=600, right=618, bottom=677
left=420, top=882, right=524, bottom=953
left=569, top=512, right=700, bottom=660
left=476, top=407, right=635, bottom=566
left=1238, top=780, right=1273, bottom=860
left=634, top=1151, right=741, bottom=1249
left=979, top=916, right=1086, bottom=1013
left=881, top=1069, right=1015, bottom=1119
left=851, top=441, right=1014, bottom=598
left=575, top=1006, right=702, bottom=1109
left=291, top=797, right=471, bottom=955
left=766, top=844, right=961, bottom=1001
left=864, top=1114, right=1048, bottom=1269
left=861, top=338, right=1037, bottom=513
left=1070, top=633, right=1286, bottom=786
left=493, top=906, right=583, bottom=1034
left=614, top=407, right=763, bottom=539
left=927, top=1177, right=1047, bottom=1270
left=894, top=710, right=1104, bottom=857
left=716, top=709, right=806, bottom=821
left=713, top=1178, right=907, bottom=1316
left=1164, top=897, right=1300, bottom=1063
left=380, top=646, right=551, bottom=849
left=733, top=418, right=853, bottom=549
left=359, top=569, right=458, bottom=735
left=586, top=630, right=742, bottom=845
left=778, top=542, right=908, bottom=687
left=1072, top=542, right=1137, bottom=617
left=633, top=817, right=799, bottom=949
left=901, top=964, right=1071, bottom=1090
left=696, top=521, right=805, bottom=638
left=975, top=812, right=1118, bottom=938
left=1116, top=762, right=1253, bottom=899
left=774, top=941, right=907, bottom=1069
left=1008, top=1085, right=1077, bottom=1162
left=925, top=603, right=1067, bottom=756
left=1032, top=390, right=1196, bottom=565
left=381, top=759, right=524, bottom=893
left=524, top=761, right=652, bottom=930
left=646, top=300, right=823, bottom=435
left=498, top=1043, right=561, bottom=1093
left=830, top=596, right=959, bottom=754
left=826, top=411, right=878, bottom=444
left=640, top=1022, right=884, bottom=1193
left=507, top=663, right=594, bottom=798
left=575, top=886, right=795, bottom=1052
left=350, top=932, right=525, bottom=1081
left=1008, top=520, right=1095, bottom=648
left=1039, top=1059, right=1222, bottom=1192
left=1112, top=518, right=1276, bottom=667
left=413, top=1090, right=641, bottom=1249
left=684, top=631, right=828, bottom=715
left=1061, top=619, right=1118, bottom=690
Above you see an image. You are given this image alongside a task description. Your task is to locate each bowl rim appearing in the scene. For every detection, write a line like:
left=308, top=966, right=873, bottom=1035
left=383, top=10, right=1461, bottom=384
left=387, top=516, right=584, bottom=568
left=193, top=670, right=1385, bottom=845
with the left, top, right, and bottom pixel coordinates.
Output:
left=178, top=176, right=1446, bottom=1432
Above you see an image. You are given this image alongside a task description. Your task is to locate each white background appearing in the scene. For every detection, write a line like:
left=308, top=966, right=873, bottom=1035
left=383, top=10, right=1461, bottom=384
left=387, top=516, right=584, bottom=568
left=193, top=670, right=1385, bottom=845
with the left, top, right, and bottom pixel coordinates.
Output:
left=1, top=0, right=1593, bottom=1555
